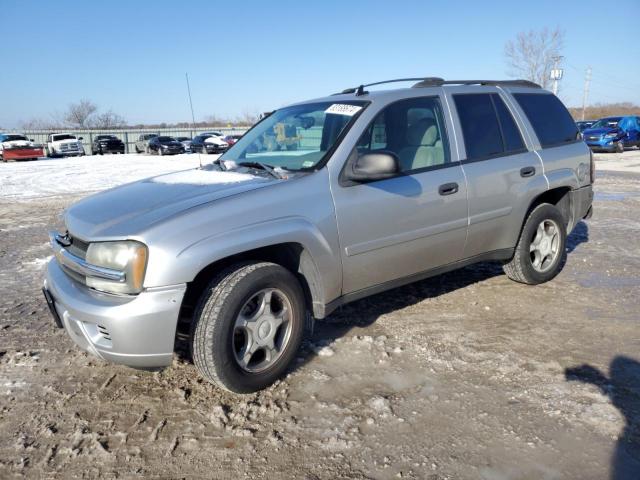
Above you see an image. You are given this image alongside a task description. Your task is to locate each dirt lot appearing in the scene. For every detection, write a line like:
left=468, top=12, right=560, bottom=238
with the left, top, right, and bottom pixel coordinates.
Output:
left=1, top=151, right=639, bottom=479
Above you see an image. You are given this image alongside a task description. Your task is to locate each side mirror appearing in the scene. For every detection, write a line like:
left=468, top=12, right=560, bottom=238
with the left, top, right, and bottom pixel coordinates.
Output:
left=30, top=138, right=34, bottom=142
left=78, top=137, right=84, bottom=141
left=345, top=152, right=399, bottom=182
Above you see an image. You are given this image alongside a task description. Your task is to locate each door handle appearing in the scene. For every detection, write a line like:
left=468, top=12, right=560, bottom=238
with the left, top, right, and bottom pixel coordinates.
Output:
left=438, top=182, right=459, bottom=196
left=520, top=166, right=536, bottom=177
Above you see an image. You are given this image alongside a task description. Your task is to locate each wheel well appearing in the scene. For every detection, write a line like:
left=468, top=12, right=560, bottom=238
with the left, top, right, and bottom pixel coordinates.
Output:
left=176, top=243, right=319, bottom=341
left=527, top=187, right=572, bottom=226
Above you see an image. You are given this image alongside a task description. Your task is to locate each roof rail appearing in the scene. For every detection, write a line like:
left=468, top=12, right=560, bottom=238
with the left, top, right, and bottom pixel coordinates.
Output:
left=412, top=79, right=541, bottom=88
left=333, top=77, right=541, bottom=95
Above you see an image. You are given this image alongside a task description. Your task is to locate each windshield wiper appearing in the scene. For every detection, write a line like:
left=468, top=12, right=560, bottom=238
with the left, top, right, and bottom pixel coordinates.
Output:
left=237, top=161, right=284, bottom=179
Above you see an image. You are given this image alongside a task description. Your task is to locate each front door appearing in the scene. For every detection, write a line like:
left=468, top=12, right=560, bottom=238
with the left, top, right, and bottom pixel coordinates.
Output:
left=332, top=95, right=469, bottom=295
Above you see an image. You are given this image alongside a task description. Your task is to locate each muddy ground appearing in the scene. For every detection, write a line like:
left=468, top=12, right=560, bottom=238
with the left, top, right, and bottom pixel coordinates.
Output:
left=0, top=152, right=639, bottom=479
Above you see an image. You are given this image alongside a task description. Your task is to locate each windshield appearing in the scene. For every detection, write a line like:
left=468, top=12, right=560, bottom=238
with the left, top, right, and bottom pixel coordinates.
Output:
left=96, top=135, right=116, bottom=140
left=2, top=135, right=28, bottom=142
left=157, top=136, right=175, bottom=143
left=218, top=101, right=367, bottom=170
left=590, top=118, right=621, bottom=129
left=53, top=134, right=76, bottom=141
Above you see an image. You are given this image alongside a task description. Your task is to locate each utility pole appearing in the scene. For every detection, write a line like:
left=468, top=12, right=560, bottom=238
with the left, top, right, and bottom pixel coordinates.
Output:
left=581, top=66, right=592, bottom=121
left=550, top=55, right=564, bottom=95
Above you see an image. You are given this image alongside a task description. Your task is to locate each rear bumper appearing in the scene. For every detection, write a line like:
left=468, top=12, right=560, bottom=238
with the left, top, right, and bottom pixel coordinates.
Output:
left=44, top=259, right=186, bottom=368
left=570, top=184, right=594, bottom=228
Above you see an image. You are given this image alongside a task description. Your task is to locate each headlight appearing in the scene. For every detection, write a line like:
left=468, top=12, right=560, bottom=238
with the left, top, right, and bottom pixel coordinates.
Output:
left=85, top=241, right=148, bottom=294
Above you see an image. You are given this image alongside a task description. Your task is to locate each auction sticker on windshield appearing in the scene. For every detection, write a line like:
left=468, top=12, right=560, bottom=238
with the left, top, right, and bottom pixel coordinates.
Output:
left=325, top=104, right=362, bottom=116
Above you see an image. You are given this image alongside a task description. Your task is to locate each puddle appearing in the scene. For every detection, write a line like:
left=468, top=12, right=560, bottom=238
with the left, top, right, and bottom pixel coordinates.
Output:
left=594, top=191, right=640, bottom=202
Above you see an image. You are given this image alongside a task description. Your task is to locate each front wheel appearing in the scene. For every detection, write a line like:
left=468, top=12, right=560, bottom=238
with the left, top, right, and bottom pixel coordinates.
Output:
left=191, top=262, right=306, bottom=393
left=503, top=203, right=567, bottom=285
left=615, top=141, right=624, bottom=153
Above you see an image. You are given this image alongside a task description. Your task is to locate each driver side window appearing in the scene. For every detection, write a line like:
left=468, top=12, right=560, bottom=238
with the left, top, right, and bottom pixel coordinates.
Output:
left=356, top=96, right=450, bottom=173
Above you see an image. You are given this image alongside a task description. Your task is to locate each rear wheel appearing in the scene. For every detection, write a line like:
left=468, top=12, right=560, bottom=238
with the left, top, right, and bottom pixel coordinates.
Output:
left=503, top=203, right=567, bottom=285
left=615, top=141, right=624, bottom=153
left=191, top=262, right=306, bottom=393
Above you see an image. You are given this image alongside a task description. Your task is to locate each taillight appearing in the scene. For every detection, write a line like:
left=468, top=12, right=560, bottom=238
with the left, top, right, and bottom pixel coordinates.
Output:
left=589, top=149, right=595, bottom=184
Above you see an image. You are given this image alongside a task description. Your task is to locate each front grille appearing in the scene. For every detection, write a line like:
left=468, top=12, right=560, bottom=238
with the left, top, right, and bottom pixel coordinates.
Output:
left=588, top=136, right=600, bottom=141
left=66, top=233, right=89, bottom=260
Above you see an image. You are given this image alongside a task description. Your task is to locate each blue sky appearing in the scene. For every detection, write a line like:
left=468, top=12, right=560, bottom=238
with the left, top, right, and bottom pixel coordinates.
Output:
left=1, top=0, right=638, bottom=128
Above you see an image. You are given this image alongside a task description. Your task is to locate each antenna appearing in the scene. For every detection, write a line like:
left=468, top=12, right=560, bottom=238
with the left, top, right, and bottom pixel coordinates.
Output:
left=185, top=72, right=202, bottom=168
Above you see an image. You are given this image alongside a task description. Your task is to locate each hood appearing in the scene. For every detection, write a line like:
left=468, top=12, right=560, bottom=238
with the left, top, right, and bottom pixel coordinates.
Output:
left=54, top=139, right=80, bottom=144
left=1, top=139, right=34, bottom=148
left=204, top=136, right=228, bottom=145
left=64, top=168, right=273, bottom=239
left=583, top=127, right=618, bottom=137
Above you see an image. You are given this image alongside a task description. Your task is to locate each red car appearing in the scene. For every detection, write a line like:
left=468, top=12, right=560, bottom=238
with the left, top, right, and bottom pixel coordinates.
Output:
left=224, top=134, right=243, bottom=146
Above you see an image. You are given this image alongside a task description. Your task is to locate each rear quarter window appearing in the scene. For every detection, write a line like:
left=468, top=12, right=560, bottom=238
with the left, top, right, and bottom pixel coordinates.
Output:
left=513, top=93, right=578, bottom=148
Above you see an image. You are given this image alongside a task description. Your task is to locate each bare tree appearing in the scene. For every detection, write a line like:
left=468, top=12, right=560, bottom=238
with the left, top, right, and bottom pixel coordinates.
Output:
left=504, top=28, right=564, bottom=89
left=236, top=108, right=260, bottom=126
left=64, top=99, right=98, bottom=128
left=92, top=110, right=127, bottom=129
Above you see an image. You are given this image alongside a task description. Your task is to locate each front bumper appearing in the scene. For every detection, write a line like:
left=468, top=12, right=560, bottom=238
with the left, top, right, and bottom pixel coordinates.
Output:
left=204, top=144, right=227, bottom=153
left=95, top=145, right=125, bottom=154
left=44, top=259, right=186, bottom=368
left=585, top=138, right=618, bottom=151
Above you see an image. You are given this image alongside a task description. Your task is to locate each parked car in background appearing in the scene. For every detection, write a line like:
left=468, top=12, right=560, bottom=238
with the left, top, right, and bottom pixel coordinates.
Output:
left=176, top=136, right=192, bottom=152
left=148, top=136, right=185, bottom=155
left=44, top=133, right=84, bottom=157
left=135, top=133, right=159, bottom=153
left=576, top=120, right=595, bottom=132
left=190, top=133, right=228, bottom=154
left=224, top=134, right=243, bottom=146
left=91, top=135, right=125, bottom=155
left=44, top=77, right=594, bottom=393
left=582, top=116, right=640, bottom=152
left=0, top=133, right=44, bottom=161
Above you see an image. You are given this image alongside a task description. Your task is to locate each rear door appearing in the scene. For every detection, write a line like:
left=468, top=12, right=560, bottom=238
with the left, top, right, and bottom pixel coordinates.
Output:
left=445, top=88, right=547, bottom=258
left=332, top=95, right=469, bottom=294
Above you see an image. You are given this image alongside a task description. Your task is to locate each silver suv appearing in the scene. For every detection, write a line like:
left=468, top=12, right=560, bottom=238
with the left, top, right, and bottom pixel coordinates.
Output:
left=43, top=77, right=594, bottom=393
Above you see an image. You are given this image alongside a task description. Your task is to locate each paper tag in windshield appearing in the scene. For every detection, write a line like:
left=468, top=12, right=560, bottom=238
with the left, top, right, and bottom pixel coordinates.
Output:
left=325, top=104, right=362, bottom=116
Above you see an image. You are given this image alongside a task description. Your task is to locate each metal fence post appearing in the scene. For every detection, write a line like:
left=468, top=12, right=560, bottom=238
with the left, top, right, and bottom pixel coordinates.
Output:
left=124, top=132, right=129, bottom=153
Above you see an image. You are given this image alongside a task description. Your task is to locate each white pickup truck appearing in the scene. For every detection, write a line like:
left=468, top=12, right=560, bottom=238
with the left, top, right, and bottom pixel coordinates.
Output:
left=44, top=133, right=85, bottom=158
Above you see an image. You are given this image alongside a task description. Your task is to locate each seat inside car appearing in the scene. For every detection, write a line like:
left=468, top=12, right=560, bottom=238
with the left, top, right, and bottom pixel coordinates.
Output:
left=397, top=118, right=444, bottom=171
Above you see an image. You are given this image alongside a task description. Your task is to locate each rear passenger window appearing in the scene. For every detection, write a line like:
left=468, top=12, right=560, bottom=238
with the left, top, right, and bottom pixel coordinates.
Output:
left=492, top=94, right=525, bottom=153
left=513, top=93, right=578, bottom=148
left=454, top=94, right=504, bottom=160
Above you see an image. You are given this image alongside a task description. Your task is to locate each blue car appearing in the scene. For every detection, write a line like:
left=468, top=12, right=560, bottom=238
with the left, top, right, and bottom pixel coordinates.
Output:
left=582, top=116, right=640, bottom=153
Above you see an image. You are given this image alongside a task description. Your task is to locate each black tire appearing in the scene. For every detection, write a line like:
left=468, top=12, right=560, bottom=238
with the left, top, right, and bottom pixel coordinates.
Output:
left=503, top=203, right=567, bottom=285
left=135, top=146, right=141, bottom=153
left=191, top=262, right=306, bottom=394
left=615, top=141, right=624, bottom=153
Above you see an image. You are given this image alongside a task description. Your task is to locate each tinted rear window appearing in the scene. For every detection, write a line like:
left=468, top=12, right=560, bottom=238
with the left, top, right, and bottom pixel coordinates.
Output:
left=492, top=94, right=525, bottom=152
left=454, top=94, right=504, bottom=160
left=513, top=93, right=578, bottom=148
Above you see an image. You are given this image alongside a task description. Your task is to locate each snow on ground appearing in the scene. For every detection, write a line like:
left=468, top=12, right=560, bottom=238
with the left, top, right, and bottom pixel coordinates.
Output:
left=0, top=153, right=216, bottom=200
left=1, top=149, right=639, bottom=202
left=594, top=148, right=640, bottom=174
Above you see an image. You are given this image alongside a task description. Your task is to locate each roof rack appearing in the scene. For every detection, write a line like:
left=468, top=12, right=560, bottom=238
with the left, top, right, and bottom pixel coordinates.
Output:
left=334, top=77, right=540, bottom=96
left=412, top=78, right=541, bottom=88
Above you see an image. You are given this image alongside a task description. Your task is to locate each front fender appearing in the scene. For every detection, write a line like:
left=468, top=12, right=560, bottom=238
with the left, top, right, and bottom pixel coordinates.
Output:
left=144, top=216, right=341, bottom=311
